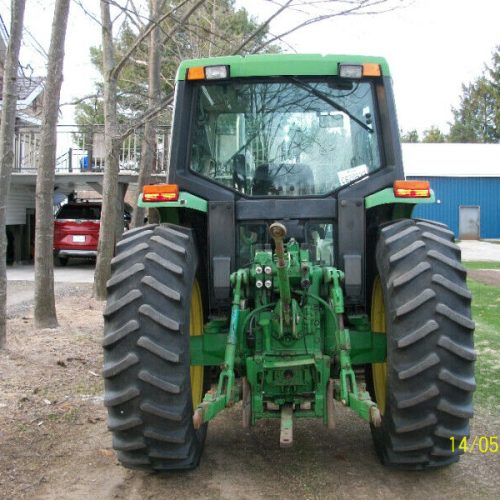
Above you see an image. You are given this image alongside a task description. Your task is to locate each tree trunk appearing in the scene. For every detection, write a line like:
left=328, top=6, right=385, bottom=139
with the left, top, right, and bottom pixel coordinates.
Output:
left=93, top=0, right=121, bottom=300
left=131, top=0, right=162, bottom=229
left=33, top=0, right=71, bottom=329
left=0, top=0, right=26, bottom=348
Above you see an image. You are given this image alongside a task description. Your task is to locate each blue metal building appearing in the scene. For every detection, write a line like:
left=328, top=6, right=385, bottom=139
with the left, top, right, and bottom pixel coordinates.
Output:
left=402, top=144, right=500, bottom=239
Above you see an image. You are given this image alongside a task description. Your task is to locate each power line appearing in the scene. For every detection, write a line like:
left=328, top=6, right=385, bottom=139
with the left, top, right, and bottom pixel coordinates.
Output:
left=0, top=1, right=49, bottom=62
left=22, top=25, right=49, bottom=60
left=0, top=12, right=9, bottom=44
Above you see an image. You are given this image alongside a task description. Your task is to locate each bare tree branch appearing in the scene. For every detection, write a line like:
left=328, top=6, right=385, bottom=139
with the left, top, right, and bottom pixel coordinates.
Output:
left=128, top=57, right=148, bottom=67
left=123, top=9, right=145, bottom=31
left=232, top=0, right=294, bottom=55
left=175, top=21, right=231, bottom=54
left=123, top=0, right=147, bottom=29
left=252, top=0, right=403, bottom=53
left=121, top=93, right=174, bottom=139
left=159, top=0, right=207, bottom=47
left=111, top=0, right=193, bottom=80
left=60, top=93, right=100, bottom=106
left=159, top=72, right=175, bottom=89
left=73, top=0, right=102, bottom=26
left=183, top=20, right=232, bottom=45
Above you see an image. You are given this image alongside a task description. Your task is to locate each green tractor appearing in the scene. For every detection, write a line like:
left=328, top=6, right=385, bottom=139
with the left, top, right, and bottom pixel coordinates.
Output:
left=103, top=54, right=475, bottom=471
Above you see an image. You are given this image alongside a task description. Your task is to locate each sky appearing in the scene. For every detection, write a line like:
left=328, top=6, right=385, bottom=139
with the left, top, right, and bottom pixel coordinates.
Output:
left=236, top=0, right=500, bottom=134
left=2, top=0, right=499, bottom=134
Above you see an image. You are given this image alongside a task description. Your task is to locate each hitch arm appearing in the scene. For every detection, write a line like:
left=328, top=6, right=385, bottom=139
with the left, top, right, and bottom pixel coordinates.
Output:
left=325, top=268, right=381, bottom=427
left=193, top=270, right=247, bottom=427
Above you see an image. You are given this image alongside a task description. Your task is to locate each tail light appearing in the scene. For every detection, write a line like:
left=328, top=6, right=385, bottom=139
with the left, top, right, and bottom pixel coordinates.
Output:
left=393, top=180, right=431, bottom=198
left=143, top=184, right=180, bottom=202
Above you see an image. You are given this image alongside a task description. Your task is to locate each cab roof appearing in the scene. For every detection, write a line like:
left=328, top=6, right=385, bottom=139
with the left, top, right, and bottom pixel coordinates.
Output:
left=176, top=53, right=390, bottom=81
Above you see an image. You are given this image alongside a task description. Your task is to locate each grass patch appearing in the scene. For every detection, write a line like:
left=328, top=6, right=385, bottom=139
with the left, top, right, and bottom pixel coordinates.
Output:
left=464, top=261, right=500, bottom=270
left=468, top=278, right=500, bottom=409
left=74, top=379, right=103, bottom=396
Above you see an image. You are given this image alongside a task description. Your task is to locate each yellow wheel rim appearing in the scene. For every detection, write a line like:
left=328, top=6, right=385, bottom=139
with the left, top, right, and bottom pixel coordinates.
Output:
left=371, top=276, right=387, bottom=415
left=190, top=280, right=204, bottom=409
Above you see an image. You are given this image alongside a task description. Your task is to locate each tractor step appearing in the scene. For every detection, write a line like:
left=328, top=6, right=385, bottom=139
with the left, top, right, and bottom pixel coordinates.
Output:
left=280, top=405, right=293, bottom=448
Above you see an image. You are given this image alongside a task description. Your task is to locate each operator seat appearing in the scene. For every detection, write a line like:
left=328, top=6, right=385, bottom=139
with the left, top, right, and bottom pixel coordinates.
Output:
left=252, top=163, right=315, bottom=195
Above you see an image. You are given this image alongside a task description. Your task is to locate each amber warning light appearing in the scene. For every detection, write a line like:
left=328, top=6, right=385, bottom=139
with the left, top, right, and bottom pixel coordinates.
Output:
left=393, top=180, right=431, bottom=198
left=143, top=184, right=179, bottom=202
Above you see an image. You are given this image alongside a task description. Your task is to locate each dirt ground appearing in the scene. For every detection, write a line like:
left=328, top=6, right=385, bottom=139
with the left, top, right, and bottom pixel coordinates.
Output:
left=467, top=269, right=500, bottom=287
left=1, top=282, right=499, bottom=500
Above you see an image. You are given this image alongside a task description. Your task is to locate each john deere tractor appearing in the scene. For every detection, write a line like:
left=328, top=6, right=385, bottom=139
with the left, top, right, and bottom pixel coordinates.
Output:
left=103, top=54, right=475, bottom=471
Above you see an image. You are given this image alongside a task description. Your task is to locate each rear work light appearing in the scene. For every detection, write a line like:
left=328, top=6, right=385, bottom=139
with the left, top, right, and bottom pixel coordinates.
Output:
left=205, top=65, right=229, bottom=80
left=143, top=184, right=179, bottom=202
left=339, top=63, right=381, bottom=78
left=187, top=65, right=230, bottom=80
left=393, top=180, right=431, bottom=198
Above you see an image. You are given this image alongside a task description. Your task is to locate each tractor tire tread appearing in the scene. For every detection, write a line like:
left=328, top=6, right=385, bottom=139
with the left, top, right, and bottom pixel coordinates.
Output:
left=391, top=261, right=431, bottom=288
left=102, top=319, right=139, bottom=347
left=397, top=320, right=438, bottom=348
left=117, top=230, right=155, bottom=249
left=103, top=289, right=142, bottom=318
left=103, top=352, right=140, bottom=378
left=107, top=414, right=143, bottom=432
left=111, top=242, right=149, bottom=268
left=121, top=224, right=158, bottom=240
left=107, top=263, right=145, bottom=289
left=141, top=275, right=182, bottom=302
left=370, top=218, right=475, bottom=469
left=145, top=252, right=184, bottom=275
left=103, top=224, right=206, bottom=471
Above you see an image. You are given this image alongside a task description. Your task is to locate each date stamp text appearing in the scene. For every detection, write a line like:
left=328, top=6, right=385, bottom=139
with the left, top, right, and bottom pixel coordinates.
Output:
left=450, top=436, right=498, bottom=454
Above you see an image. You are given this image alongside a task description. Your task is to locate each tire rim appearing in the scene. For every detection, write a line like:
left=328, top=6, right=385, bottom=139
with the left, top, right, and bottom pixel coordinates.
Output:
left=371, top=276, right=387, bottom=415
left=190, top=280, right=204, bottom=409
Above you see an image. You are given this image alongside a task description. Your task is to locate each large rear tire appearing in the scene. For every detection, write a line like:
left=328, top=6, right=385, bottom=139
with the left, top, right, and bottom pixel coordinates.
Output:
left=103, top=224, right=207, bottom=471
left=368, top=219, right=476, bottom=469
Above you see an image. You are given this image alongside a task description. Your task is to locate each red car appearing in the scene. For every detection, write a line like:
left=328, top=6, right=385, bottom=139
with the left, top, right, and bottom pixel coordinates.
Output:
left=53, top=201, right=101, bottom=266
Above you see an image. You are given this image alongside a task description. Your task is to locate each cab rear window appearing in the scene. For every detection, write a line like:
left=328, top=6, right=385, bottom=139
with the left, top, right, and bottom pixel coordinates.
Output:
left=189, top=78, right=381, bottom=197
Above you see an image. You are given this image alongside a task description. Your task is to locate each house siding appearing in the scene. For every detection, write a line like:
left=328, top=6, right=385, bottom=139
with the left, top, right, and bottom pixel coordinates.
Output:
left=410, top=176, right=500, bottom=239
left=6, top=184, right=36, bottom=225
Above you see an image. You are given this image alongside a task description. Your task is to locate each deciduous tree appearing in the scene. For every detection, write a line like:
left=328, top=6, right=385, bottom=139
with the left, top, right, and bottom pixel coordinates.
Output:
left=93, top=0, right=122, bottom=300
left=94, top=0, right=210, bottom=299
left=0, top=0, right=26, bottom=348
left=131, top=0, right=162, bottom=229
left=33, top=0, right=71, bottom=328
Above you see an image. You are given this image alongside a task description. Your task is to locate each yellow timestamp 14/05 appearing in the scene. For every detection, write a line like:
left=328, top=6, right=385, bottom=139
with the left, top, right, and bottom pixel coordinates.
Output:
left=450, top=436, right=498, bottom=454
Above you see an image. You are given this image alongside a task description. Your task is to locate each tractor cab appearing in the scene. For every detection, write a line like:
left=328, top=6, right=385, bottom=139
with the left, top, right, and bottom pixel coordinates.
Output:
left=148, top=55, right=409, bottom=311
